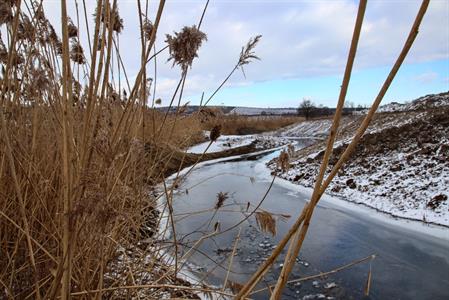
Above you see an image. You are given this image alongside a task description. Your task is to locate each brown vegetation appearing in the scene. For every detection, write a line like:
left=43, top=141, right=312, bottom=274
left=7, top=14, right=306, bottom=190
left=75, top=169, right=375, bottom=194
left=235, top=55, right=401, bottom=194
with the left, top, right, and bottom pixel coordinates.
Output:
left=204, top=114, right=303, bottom=135
left=0, top=1, right=205, bottom=298
left=0, top=1, right=265, bottom=298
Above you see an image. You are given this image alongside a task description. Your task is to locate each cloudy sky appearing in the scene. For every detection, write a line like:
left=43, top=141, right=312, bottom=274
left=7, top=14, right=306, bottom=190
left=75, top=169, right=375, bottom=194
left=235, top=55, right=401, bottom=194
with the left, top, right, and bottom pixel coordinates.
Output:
left=44, top=0, right=449, bottom=108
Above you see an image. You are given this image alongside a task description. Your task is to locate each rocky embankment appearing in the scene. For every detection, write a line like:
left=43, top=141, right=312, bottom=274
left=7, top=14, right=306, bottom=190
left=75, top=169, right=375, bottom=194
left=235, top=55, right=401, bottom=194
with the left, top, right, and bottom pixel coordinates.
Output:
left=270, top=92, right=449, bottom=226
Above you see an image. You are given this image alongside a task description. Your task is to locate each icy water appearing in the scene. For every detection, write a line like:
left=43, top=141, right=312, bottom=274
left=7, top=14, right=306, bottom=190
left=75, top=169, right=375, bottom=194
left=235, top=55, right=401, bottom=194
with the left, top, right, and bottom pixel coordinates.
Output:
left=169, top=140, right=449, bottom=299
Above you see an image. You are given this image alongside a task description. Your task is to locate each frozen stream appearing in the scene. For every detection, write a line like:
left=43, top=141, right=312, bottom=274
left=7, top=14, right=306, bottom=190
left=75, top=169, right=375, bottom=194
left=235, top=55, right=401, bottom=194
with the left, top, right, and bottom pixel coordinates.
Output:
left=169, top=139, right=449, bottom=299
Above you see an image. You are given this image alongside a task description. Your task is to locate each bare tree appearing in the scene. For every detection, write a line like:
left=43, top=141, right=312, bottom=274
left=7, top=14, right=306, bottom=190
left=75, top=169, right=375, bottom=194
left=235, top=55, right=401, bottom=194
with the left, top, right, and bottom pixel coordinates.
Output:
left=298, top=98, right=316, bottom=120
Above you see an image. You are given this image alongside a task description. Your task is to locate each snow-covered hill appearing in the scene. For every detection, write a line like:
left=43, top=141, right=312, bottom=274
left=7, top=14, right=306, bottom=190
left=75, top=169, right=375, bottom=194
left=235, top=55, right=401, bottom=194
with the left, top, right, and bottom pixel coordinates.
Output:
left=270, top=92, right=449, bottom=227
left=357, top=91, right=449, bottom=114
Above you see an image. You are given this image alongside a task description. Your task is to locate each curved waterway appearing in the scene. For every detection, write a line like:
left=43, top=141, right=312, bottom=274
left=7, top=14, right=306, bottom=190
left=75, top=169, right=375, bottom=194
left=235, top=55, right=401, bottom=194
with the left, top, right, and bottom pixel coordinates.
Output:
left=169, top=139, right=449, bottom=299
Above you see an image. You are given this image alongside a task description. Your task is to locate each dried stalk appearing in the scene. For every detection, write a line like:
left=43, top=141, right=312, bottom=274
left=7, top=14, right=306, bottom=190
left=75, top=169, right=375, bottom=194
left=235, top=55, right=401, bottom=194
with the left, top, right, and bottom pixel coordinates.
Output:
left=222, top=227, right=241, bottom=292
left=270, top=1, right=367, bottom=298
left=319, top=0, right=431, bottom=196
left=237, top=1, right=430, bottom=298
left=60, top=0, right=74, bottom=298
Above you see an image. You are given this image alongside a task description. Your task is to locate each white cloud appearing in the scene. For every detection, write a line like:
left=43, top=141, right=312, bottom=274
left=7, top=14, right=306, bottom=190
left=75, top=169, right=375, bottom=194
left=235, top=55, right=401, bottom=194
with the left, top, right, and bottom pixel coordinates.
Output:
left=39, top=0, right=448, bottom=105
left=414, top=71, right=439, bottom=84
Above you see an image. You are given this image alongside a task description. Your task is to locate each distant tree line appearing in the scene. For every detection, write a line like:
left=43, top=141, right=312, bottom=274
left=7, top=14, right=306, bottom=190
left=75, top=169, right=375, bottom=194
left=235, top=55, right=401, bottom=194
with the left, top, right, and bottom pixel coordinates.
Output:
left=297, top=98, right=366, bottom=120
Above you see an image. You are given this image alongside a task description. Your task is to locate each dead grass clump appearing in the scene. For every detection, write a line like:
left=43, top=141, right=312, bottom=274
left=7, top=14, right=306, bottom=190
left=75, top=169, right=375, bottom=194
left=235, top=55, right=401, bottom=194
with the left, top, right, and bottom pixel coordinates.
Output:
left=204, top=115, right=302, bottom=135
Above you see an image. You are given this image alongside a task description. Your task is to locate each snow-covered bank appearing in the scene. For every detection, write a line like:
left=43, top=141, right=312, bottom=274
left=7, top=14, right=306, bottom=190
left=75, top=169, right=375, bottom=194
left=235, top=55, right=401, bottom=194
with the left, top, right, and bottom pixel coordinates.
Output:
left=187, top=134, right=256, bottom=154
left=269, top=92, right=449, bottom=227
left=187, top=133, right=290, bottom=154
left=251, top=153, right=449, bottom=241
left=270, top=172, right=449, bottom=242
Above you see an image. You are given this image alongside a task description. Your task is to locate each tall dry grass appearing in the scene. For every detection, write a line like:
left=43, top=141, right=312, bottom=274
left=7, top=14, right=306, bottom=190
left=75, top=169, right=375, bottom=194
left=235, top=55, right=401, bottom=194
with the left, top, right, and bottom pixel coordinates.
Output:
left=0, top=1, right=213, bottom=298
left=0, top=0, right=265, bottom=298
left=202, top=113, right=303, bottom=135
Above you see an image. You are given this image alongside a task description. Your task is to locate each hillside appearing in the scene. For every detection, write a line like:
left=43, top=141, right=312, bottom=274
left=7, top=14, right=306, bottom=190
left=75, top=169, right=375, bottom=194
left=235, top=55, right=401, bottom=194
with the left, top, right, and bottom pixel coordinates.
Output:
left=357, top=91, right=449, bottom=114
left=269, top=92, right=449, bottom=226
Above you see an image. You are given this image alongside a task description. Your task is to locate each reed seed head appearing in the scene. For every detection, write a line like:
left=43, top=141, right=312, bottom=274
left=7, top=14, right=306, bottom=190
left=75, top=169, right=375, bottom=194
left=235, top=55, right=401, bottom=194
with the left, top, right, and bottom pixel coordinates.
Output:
left=166, top=25, right=207, bottom=72
left=67, top=18, right=78, bottom=38
left=215, top=192, right=229, bottom=210
left=17, top=15, right=35, bottom=41
left=143, top=18, right=154, bottom=40
left=29, top=67, right=50, bottom=95
left=107, top=84, right=120, bottom=103
left=35, top=5, right=46, bottom=23
left=239, top=35, right=262, bottom=66
left=70, top=41, right=85, bottom=64
left=210, top=124, right=221, bottom=142
left=0, top=34, right=7, bottom=64
left=98, top=4, right=124, bottom=33
left=0, top=2, right=13, bottom=25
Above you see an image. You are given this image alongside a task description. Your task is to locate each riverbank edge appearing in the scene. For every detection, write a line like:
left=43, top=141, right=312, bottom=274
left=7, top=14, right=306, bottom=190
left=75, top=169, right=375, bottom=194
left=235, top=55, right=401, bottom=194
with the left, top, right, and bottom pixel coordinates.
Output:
left=267, top=166, right=449, bottom=242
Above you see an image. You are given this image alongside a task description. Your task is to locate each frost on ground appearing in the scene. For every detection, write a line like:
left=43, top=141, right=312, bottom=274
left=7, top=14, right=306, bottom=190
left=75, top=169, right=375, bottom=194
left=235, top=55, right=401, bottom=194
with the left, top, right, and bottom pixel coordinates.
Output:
left=269, top=92, right=449, bottom=226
